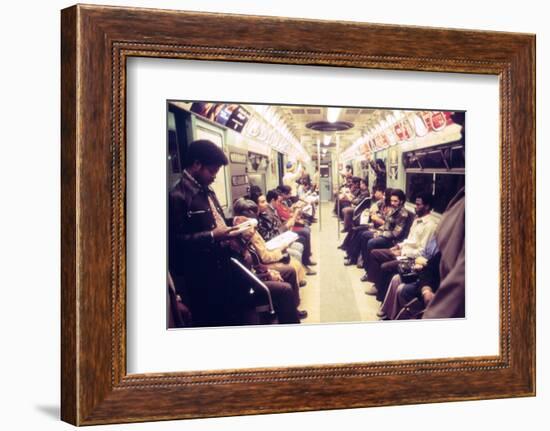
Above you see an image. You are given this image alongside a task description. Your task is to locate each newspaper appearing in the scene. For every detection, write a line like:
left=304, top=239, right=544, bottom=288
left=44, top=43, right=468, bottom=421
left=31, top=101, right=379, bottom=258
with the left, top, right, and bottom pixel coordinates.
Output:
left=265, top=231, right=299, bottom=251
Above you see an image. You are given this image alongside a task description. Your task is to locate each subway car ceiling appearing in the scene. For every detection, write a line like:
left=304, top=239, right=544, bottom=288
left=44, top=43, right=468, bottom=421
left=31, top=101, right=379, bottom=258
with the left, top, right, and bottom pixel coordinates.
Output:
left=167, top=101, right=465, bottom=214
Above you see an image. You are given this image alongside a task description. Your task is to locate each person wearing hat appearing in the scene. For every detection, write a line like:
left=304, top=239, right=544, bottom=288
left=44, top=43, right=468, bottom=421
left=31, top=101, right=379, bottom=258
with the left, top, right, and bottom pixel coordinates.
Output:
left=168, top=139, right=254, bottom=327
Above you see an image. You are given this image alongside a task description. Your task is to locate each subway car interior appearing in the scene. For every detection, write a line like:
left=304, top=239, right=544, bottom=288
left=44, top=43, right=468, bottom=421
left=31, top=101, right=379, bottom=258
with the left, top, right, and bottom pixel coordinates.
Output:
left=167, top=101, right=466, bottom=328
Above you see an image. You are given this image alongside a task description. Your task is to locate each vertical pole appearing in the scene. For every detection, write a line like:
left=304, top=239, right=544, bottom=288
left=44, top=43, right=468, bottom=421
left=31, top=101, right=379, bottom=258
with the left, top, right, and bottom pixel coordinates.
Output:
left=336, top=134, right=341, bottom=240
left=317, top=137, right=322, bottom=231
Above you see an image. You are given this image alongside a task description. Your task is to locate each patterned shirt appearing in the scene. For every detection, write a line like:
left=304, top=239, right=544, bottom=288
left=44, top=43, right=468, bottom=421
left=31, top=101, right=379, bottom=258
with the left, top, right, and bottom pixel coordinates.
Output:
left=380, top=205, right=410, bottom=241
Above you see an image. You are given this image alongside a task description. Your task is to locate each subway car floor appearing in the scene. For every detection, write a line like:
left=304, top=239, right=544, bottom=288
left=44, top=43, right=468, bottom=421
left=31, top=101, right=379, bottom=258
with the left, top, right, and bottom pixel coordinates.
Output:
left=300, top=202, right=380, bottom=324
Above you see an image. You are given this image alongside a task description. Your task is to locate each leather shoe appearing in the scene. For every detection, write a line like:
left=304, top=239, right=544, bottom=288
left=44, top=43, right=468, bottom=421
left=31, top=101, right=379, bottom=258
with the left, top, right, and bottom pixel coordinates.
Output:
left=344, top=259, right=355, bottom=266
left=376, top=308, right=386, bottom=318
left=298, top=310, right=308, bottom=319
left=305, top=267, right=317, bottom=276
left=299, top=280, right=307, bottom=287
left=364, top=284, right=378, bottom=295
left=360, top=274, right=369, bottom=282
left=305, top=260, right=317, bottom=266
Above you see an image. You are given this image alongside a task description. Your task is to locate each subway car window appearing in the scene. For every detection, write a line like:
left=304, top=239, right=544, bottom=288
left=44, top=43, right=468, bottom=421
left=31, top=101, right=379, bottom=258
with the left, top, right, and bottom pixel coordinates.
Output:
left=406, top=173, right=434, bottom=202
left=167, top=101, right=466, bottom=329
left=434, top=173, right=465, bottom=214
left=403, top=142, right=465, bottom=213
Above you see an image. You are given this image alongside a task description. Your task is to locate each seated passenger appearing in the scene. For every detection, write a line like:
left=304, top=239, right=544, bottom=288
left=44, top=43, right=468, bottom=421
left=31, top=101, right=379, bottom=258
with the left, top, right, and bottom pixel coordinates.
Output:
left=233, top=251, right=304, bottom=324
left=246, top=184, right=263, bottom=203
left=378, top=238, right=440, bottom=320
left=341, top=186, right=386, bottom=266
left=296, top=180, right=319, bottom=220
left=232, top=198, right=308, bottom=285
left=341, top=177, right=370, bottom=233
left=273, top=187, right=317, bottom=271
left=334, top=175, right=356, bottom=217
left=227, top=226, right=305, bottom=323
left=364, top=192, right=438, bottom=298
left=276, top=184, right=303, bottom=215
left=359, top=189, right=410, bottom=282
left=251, top=191, right=304, bottom=262
left=261, top=276, right=303, bottom=323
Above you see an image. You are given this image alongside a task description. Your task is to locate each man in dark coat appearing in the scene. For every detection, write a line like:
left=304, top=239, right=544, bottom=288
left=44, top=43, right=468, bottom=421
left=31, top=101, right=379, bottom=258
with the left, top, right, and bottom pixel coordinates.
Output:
left=168, top=139, right=252, bottom=327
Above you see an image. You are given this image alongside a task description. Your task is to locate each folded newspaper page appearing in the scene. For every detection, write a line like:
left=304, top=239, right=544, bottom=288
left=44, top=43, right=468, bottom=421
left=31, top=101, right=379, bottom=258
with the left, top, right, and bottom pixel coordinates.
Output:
left=265, top=231, right=299, bottom=251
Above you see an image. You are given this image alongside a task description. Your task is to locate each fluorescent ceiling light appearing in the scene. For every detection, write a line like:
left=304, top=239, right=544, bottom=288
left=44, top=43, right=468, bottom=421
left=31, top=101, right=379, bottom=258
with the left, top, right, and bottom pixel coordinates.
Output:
left=327, top=107, right=341, bottom=123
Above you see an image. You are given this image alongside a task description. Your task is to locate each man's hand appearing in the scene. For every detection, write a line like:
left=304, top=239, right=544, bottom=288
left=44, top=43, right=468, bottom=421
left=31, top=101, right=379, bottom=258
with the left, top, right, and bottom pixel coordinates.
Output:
left=415, top=256, right=428, bottom=266
left=371, top=214, right=383, bottom=224
left=391, top=247, right=401, bottom=257
left=212, top=226, right=239, bottom=240
left=421, top=287, right=435, bottom=306
left=267, top=269, right=283, bottom=282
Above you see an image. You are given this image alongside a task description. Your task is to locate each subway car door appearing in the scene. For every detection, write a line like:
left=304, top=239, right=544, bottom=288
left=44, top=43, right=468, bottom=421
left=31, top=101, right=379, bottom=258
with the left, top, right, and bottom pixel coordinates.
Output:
left=192, top=118, right=230, bottom=210
left=319, top=163, right=332, bottom=201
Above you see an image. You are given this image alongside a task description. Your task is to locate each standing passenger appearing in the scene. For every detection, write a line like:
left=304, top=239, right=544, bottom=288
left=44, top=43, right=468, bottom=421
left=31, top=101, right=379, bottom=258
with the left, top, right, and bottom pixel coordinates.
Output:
left=282, top=161, right=303, bottom=196
left=368, top=154, right=387, bottom=190
left=168, top=139, right=251, bottom=327
left=423, top=187, right=465, bottom=319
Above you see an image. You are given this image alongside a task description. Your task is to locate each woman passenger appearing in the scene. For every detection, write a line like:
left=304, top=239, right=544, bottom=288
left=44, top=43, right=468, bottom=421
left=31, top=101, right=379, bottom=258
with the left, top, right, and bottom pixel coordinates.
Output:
left=232, top=198, right=307, bottom=287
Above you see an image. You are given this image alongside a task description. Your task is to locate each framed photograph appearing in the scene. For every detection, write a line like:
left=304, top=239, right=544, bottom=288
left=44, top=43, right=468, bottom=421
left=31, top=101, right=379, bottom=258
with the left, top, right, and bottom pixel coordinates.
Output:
left=61, top=4, right=535, bottom=425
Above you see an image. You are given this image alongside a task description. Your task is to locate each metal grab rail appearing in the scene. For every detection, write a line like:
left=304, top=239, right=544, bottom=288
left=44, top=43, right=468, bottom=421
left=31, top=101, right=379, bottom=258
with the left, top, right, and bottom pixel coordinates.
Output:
left=230, top=257, right=275, bottom=315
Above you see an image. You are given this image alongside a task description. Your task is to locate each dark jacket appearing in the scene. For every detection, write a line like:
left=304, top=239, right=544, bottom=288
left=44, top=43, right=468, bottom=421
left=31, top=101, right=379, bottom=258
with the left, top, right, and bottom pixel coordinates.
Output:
left=168, top=172, right=230, bottom=273
left=168, top=172, right=248, bottom=326
left=257, top=205, right=286, bottom=242
left=351, top=190, right=370, bottom=207
left=380, top=205, right=410, bottom=242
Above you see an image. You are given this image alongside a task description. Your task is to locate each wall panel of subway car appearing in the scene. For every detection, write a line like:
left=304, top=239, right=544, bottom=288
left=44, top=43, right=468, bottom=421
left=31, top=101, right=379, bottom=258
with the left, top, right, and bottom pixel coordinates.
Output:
left=167, top=101, right=466, bottom=329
